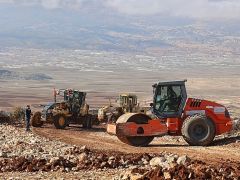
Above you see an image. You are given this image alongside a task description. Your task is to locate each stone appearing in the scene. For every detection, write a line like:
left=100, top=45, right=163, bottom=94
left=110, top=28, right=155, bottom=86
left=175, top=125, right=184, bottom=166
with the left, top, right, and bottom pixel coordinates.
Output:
left=177, top=155, right=190, bottom=165
left=38, top=147, right=44, bottom=152
left=129, top=165, right=139, bottom=170
left=229, top=171, right=235, bottom=177
left=160, top=162, right=170, bottom=169
left=219, top=168, right=224, bottom=172
left=143, top=160, right=148, bottom=165
left=80, top=146, right=87, bottom=151
left=174, top=155, right=179, bottom=159
left=0, top=151, right=8, bottom=158
left=130, top=173, right=143, bottom=180
left=149, top=157, right=166, bottom=166
left=101, top=162, right=107, bottom=168
left=108, top=160, right=113, bottom=166
left=121, top=170, right=131, bottom=180
left=97, top=155, right=104, bottom=160
left=65, top=167, right=70, bottom=172
left=166, top=156, right=176, bottom=163
left=78, top=153, right=87, bottom=162
left=188, top=172, right=193, bottom=179
left=123, top=160, right=130, bottom=165
left=164, top=172, right=171, bottom=179
left=50, top=157, right=59, bottom=164
left=169, top=162, right=177, bottom=168
left=30, top=139, right=38, bottom=144
left=109, top=156, right=115, bottom=160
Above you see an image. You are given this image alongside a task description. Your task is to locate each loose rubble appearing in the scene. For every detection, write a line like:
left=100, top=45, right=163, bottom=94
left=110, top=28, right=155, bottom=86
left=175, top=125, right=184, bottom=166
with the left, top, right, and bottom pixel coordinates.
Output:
left=233, top=119, right=240, bottom=131
left=0, top=124, right=240, bottom=179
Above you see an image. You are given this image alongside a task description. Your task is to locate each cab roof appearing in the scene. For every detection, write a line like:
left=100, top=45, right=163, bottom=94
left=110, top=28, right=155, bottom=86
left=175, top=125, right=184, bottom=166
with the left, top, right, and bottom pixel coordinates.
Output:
left=153, top=80, right=187, bottom=87
left=120, top=93, right=137, bottom=97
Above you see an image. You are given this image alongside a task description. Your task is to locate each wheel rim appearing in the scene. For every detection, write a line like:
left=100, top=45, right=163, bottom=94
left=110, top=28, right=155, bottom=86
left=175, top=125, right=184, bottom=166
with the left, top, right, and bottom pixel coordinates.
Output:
left=191, top=124, right=208, bottom=140
left=59, top=117, right=65, bottom=126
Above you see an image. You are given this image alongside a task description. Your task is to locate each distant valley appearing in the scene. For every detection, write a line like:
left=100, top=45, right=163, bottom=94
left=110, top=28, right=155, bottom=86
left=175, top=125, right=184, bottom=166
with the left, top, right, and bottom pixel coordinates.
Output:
left=0, top=69, right=52, bottom=81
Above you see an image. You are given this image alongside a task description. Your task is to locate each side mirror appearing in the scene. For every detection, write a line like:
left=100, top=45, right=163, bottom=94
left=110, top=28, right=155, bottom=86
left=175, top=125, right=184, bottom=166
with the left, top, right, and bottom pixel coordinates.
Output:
left=150, top=103, right=153, bottom=107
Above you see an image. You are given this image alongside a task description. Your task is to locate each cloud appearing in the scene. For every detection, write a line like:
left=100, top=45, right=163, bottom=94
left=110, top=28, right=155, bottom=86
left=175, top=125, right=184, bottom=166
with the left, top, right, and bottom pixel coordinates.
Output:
left=1, top=0, right=240, bottom=19
left=0, top=0, right=84, bottom=9
left=40, top=0, right=84, bottom=9
left=105, top=0, right=240, bottom=19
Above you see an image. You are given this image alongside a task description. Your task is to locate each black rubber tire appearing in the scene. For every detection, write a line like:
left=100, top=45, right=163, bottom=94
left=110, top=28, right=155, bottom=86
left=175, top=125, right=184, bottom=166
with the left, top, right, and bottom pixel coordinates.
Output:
left=126, top=136, right=154, bottom=147
left=108, top=114, right=118, bottom=123
left=82, top=119, right=87, bottom=128
left=92, top=115, right=100, bottom=125
left=86, top=115, right=92, bottom=129
left=46, top=114, right=53, bottom=123
left=181, top=114, right=215, bottom=146
left=53, top=114, right=67, bottom=129
left=82, top=115, right=92, bottom=129
left=31, top=112, right=43, bottom=127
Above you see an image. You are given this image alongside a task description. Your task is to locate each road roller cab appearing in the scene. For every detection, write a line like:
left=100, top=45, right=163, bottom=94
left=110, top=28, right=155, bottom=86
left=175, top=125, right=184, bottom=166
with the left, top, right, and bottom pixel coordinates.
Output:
left=110, top=80, right=233, bottom=147
left=152, top=80, right=187, bottom=119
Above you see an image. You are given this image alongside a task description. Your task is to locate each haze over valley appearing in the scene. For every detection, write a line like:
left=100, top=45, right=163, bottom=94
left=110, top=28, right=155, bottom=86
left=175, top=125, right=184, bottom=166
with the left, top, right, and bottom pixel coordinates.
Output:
left=0, top=0, right=240, bottom=113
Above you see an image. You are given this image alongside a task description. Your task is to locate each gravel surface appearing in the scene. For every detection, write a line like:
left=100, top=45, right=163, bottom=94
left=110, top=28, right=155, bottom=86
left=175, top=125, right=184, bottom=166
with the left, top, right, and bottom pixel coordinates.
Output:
left=0, top=125, right=72, bottom=159
left=1, top=170, right=124, bottom=180
left=0, top=124, right=240, bottom=179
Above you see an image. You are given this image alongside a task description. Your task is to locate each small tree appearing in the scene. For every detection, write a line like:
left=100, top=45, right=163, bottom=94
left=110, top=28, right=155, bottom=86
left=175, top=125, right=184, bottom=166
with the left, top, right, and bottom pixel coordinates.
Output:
left=0, top=111, right=10, bottom=123
left=11, top=106, right=25, bottom=123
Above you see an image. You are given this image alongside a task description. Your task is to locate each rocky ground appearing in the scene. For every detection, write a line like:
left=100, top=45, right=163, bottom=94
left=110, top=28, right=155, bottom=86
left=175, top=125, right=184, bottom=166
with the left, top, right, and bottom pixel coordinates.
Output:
left=0, top=124, right=240, bottom=179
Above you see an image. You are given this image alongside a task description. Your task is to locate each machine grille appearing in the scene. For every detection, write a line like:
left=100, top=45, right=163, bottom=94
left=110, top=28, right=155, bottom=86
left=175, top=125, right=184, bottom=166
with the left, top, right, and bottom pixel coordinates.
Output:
left=190, top=99, right=202, bottom=107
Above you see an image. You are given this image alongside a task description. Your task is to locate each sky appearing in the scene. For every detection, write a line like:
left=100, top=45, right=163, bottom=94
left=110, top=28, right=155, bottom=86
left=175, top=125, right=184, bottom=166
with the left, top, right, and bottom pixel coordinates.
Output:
left=0, top=0, right=239, bottom=50
left=0, top=0, right=240, bottom=20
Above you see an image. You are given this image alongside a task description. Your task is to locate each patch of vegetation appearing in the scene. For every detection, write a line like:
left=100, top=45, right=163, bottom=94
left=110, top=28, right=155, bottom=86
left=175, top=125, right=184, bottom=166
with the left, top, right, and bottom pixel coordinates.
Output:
left=0, top=111, right=10, bottom=123
left=11, top=106, right=25, bottom=123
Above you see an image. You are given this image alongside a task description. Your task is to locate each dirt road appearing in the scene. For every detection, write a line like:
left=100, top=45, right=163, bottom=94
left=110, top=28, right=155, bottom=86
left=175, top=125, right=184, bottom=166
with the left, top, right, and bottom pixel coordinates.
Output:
left=33, top=124, right=240, bottom=165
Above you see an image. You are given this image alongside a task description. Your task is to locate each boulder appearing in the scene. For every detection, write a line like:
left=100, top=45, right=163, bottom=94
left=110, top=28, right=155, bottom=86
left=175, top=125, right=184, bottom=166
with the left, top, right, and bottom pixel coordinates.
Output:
left=149, top=156, right=166, bottom=166
left=177, top=155, right=190, bottom=165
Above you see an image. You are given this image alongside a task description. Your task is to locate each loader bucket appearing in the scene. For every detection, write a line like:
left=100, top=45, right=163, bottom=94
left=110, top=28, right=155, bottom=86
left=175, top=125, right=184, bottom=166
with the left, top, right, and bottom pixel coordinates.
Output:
left=107, top=123, right=117, bottom=135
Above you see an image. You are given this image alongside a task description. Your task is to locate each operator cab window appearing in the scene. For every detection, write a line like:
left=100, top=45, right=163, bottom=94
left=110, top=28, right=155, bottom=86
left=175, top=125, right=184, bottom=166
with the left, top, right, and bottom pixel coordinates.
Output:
left=154, top=85, right=182, bottom=114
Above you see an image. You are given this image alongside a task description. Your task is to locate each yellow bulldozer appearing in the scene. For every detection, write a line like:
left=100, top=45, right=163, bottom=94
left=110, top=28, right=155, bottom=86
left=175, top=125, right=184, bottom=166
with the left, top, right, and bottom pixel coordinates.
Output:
left=98, top=93, right=149, bottom=123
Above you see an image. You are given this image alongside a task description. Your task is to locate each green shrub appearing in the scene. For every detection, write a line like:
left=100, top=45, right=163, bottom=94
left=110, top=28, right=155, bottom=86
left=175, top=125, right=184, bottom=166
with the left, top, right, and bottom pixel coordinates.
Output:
left=0, top=111, right=10, bottom=123
left=11, top=106, right=25, bottom=123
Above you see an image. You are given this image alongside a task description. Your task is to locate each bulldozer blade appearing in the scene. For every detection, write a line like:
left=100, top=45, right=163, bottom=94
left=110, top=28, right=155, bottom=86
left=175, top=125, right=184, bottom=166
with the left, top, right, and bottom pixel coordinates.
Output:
left=106, top=123, right=117, bottom=135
